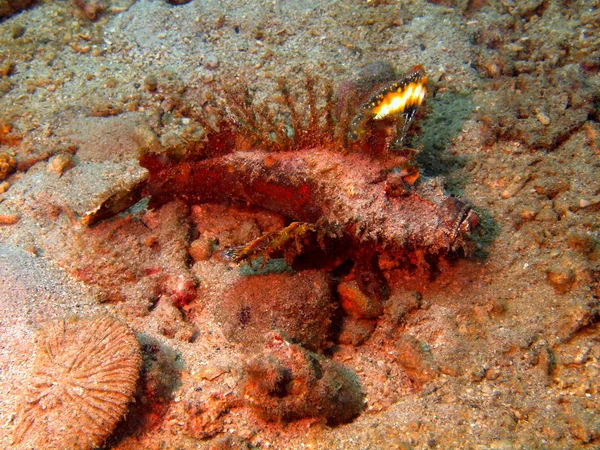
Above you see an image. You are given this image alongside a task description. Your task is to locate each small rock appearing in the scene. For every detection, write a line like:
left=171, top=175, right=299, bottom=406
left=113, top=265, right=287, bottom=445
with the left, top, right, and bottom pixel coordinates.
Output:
left=535, top=204, right=557, bottom=222
left=216, top=270, right=334, bottom=351
left=515, top=0, right=546, bottom=19
left=337, top=280, right=383, bottom=319
left=519, top=208, right=537, bottom=221
left=183, top=401, right=227, bottom=440
left=552, top=197, right=571, bottom=218
left=46, top=153, right=73, bottom=176
left=534, top=177, right=569, bottom=199
left=241, top=334, right=363, bottom=424
left=566, top=231, right=596, bottom=254
left=546, top=263, right=575, bottom=293
left=385, top=290, right=421, bottom=325
left=73, top=0, right=105, bottom=21
left=337, top=317, right=377, bottom=346
left=153, top=297, right=196, bottom=341
left=204, top=55, right=220, bottom=70
left=189, top=236, right=214, bottom=261
left=536, top=110, right=551, bottom=126
left=164, top=274, right=197, bottom=307
left=500, top=175, right=529, bottom=199
left=0, top=152, right=15, bottom=180
left=89, top=102, right=123, bottom=117
left=0, top=0, right=34, bottom=19
left=10, top=23, right=26, bottom=39
left=395, top=334, right=439, bottom=387
left=566, top=411, right=598, bottom=443
left=424, top=0, right=454, bottom=6
left=572, top=345, right=591, bottom=365
left=208, top=435, right=254, bottom=450
left=0, top=60, right=15, bottom=77
left=144, top=74, right=158, bottom=92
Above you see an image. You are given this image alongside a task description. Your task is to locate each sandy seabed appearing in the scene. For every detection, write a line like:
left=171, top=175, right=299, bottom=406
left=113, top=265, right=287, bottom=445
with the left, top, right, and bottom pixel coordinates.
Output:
left=0, top=1, right=599, bottom=449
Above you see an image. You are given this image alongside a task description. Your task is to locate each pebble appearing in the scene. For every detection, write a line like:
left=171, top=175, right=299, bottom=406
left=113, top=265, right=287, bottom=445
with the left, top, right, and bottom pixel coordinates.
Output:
left=46, top=153, right=73, bottom=176
left=536, top=111, right=551, bottom=125
left=189, top=236, right=213, bottom=262
left=546, top=264, right=575, bottom=293
left=204, top=55, right=220, bottom=70
left=337, top=280, right=383, bottom=319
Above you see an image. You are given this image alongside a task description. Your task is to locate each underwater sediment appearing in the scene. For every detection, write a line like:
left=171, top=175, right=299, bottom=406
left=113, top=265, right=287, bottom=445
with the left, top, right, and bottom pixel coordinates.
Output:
left=0, top=1, right=598, bottom=449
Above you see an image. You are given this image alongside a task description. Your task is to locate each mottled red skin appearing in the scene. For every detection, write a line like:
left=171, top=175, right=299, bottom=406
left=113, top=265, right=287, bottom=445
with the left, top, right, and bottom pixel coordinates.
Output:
left=139, top=66, right=476, bottom=280
left=141, top=154, right=322, bottom=222
left=140, top=143, right=476, bottom=262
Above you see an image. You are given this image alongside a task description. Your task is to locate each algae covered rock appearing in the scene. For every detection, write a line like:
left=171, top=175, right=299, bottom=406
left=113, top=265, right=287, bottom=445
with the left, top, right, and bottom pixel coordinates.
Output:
left=215, top=270, right=335, bottom=351
left=241, top=334, right=363, bottom=424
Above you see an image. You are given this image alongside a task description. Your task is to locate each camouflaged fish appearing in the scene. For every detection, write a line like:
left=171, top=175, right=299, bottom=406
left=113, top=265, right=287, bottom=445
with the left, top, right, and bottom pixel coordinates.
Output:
left=139, top=63, right=477, bottom=297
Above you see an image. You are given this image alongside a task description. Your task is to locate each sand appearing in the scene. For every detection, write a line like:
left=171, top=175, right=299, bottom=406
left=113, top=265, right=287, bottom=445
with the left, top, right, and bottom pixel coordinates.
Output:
left=0, top=1, right=598, bottom=449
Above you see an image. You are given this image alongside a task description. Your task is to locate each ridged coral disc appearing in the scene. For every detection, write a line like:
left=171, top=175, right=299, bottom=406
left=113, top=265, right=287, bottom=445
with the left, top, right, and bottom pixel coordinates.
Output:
left=13, top=315, right=141, bottom=450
